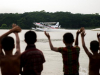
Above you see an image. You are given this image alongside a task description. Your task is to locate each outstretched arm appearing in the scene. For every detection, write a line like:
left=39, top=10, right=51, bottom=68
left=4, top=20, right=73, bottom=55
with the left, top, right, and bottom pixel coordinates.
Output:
left=81, top=31, right=92, bottom=57
left=44, top=31, right=58, bottom=52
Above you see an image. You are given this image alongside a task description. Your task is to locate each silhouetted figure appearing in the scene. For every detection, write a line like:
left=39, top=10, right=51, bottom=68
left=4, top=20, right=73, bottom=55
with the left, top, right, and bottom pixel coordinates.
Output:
left=44, top=27, right=84, bottom=75
left=81, top=29, right=100, bottom=75
left=0, top=24, right=21, bottom=75
left=20, top=31, right=45, bottom=75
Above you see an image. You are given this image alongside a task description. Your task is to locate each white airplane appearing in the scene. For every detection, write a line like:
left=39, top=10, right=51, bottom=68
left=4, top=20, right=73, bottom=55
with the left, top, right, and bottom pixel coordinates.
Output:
left=32, top=22, right=61, bottom=31
left=33, top=22, right=61, bottom=29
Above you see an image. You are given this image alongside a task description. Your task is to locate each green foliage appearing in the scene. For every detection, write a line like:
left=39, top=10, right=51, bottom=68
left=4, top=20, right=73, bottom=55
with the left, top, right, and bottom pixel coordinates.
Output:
left=0, top=11, right=100, bottom=29
left=0, top=24, right=8, bottom=29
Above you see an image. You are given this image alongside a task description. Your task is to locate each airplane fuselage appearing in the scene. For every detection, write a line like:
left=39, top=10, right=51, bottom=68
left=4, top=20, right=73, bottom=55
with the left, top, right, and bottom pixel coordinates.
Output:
left=33, top=22, right=60, bottom=29
left=34, top=23, right=44, bottom=27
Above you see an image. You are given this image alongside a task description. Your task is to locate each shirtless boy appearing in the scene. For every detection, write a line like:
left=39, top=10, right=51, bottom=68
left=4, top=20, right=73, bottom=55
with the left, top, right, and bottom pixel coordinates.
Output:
left=0, top=24, right=21, bottom=75
left=81, top=30, right=100, bottom=75
left=44, top=27, right=84, bottom=75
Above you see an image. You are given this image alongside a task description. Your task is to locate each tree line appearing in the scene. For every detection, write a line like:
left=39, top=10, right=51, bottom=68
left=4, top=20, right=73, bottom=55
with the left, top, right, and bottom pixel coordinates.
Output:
left=0, top=10, right=100, bottom=29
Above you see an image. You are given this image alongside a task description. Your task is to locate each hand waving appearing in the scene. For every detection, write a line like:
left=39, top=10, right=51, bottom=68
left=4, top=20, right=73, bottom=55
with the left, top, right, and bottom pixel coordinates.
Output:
left=44, top=31, right=50, bottom=39
left=81, top=30, right=86, bottom=37
left=12, top=23, right=21, bottom=33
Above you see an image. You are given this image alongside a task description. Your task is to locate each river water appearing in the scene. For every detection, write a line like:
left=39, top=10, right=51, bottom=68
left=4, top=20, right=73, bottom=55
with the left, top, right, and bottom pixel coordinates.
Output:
left=0, top=29, right=99, bottom=75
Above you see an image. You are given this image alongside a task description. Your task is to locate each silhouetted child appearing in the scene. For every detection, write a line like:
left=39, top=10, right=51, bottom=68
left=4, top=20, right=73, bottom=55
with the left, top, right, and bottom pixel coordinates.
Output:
left=44, top=27, right=84, bottom=75
left=20, top=31, right=45, bottom=75
left=81, top=30, right=100, bottom=75
left=0, top=24, right=21, bottom=75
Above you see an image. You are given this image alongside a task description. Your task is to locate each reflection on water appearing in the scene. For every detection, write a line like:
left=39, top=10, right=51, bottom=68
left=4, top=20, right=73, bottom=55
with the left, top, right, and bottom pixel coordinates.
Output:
left=0, top=29, right=100, bottom=75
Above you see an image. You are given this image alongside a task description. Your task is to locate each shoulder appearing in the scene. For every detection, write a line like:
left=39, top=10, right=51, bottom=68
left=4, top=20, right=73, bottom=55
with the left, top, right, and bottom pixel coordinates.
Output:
left=21, top=48, right=44, bottom=56
left=35, top=48, right=44, bottom=55
left=0, top=55, right=21, bottom=62
left=21, top=49, right=45, bottom=62
left=11, top=54, right=21, bottom=60
left=73, top=46, right=80, bottom=50
left=14, top=50, right=20, bottom=55
left=74, top=45, right=80, bottom=48
left=58, top=47, right=66, bottom=52
left=36, top=48, right=43, bottom=52
left=58, top=47, right=66, bottom=50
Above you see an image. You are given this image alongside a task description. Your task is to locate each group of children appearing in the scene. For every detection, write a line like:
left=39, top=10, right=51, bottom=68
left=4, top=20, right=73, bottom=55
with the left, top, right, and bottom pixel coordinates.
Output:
left=0, top=24, right=100, bottom=75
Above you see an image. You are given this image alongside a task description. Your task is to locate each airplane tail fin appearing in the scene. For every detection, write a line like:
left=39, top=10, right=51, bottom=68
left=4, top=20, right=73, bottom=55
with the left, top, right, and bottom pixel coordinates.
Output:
left=55, top=22, right=59, bottom=26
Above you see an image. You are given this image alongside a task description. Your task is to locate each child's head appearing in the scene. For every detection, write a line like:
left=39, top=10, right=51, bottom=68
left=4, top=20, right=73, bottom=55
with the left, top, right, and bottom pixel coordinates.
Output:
left=25, top=31, right=37, bottom=44
left=63, top=32, right=74, bottom=44
left=90, top=40, right=99, bottom=52
left=1, top=36, right=14, bottom=51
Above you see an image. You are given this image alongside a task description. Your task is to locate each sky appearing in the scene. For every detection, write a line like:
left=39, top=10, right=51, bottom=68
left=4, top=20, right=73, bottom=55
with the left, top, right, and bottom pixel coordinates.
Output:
left=0, top=0, right=100, bottom=14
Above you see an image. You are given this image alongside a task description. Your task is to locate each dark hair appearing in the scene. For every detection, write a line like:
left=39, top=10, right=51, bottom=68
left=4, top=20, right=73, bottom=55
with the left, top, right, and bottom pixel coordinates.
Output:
left=63, top=32, right=74, bottom=44
left=90, top=40, right=99, bottom=52
left=25, top=31, right=37, bottom=44
left=1, top=36, right=14, bottom=51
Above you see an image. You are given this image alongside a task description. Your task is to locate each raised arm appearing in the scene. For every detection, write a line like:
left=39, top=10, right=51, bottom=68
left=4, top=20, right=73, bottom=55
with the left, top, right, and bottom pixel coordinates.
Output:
left=0, top=25, right=21, bottom=55
left=0, top=25, right=21, bottom=40
left=14, top=33, right=20, bottom=55
left=12, top=24, right=21, bottom=55
left=44, top=31, right=58, bottom=52
left=97, top=33, right=100, bottom=44
left=97, top=33, right=100, bottom=52
left=0, top=29, right=14, bottom=55
left=75, top=27, right=84, bottom=46
left=74, top=30, right=80, bottom=46
left=81, top=31, right=92, bottom=57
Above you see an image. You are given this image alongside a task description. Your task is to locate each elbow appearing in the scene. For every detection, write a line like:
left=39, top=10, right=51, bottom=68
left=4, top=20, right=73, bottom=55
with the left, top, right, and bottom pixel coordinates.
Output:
left=82, top=44, right=86, bottom=48
left=50, top=47, right=55, bottom=51
left=51, top=47, right=54, bottom=51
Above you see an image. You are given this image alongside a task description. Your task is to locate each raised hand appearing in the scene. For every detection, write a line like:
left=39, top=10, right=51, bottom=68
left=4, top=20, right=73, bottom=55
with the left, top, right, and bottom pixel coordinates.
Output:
left=76, top=27, right=84, bottom=35
left=76, top=30, right=81, bottom=35
left=97, top=33, right=100, bottom=39
left=81, top=30, right=86, bottom=37
left=11, top=24, right=21, bottom=33
left=12, top=23, right=17, bottom=28
left=80, top=27, right=84, bottom=32
left=44, top=31, right=50, bottom=39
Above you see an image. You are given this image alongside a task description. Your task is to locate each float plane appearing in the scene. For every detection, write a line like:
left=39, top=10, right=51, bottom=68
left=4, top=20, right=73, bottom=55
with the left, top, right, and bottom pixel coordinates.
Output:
left=32, top=22, right=61, bottom=31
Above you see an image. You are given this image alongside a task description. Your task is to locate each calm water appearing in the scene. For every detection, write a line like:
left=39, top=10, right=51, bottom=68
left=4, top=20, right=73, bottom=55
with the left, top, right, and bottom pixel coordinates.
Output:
left=0, top=29, right=100, bottom=75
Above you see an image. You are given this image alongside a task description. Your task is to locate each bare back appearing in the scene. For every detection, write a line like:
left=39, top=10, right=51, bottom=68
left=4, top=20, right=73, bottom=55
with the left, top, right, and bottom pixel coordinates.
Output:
left=88, top=54, right=100, bottom=75
left=0, top=54, right=20, bottom=75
